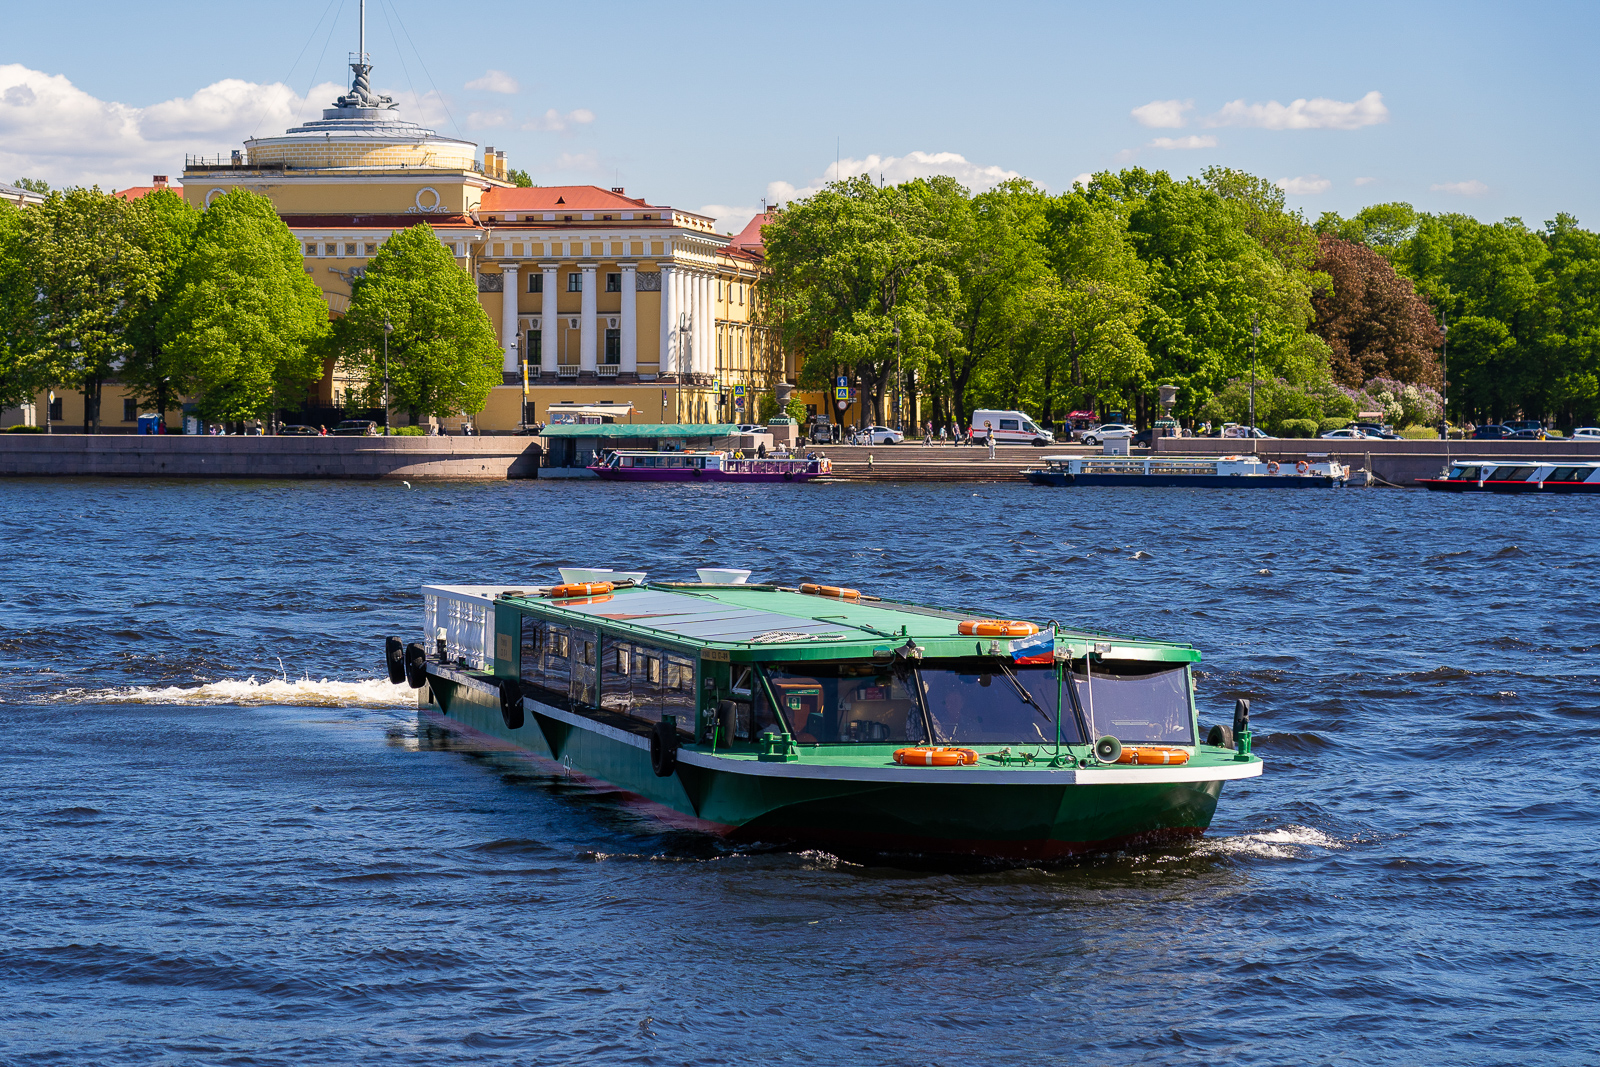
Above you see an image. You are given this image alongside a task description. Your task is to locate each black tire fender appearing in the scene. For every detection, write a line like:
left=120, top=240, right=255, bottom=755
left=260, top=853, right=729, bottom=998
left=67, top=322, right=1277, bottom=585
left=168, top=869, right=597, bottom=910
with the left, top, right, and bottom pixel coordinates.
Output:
left=385, top=636, right=405, bottom=684
left=650, top=719, right=679, bottom=777
left=499, top=678, right=525, bottom=730
left=403, top=642, right=427, bottom=688
left=1206, top=723, right=1235, bottom=749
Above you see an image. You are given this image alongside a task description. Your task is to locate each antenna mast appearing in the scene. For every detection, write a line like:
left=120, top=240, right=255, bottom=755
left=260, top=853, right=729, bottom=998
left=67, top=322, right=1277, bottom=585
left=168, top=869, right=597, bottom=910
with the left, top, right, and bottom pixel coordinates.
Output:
left=359, top=0, right=366, bottom=64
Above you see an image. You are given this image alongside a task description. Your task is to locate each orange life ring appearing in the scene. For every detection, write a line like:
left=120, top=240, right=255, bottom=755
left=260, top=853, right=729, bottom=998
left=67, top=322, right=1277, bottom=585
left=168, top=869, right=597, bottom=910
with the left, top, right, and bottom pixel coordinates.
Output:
left=800, top=582, right=861, bottom=600
left=1267, top=461, right=1280, bottom=474
left=1296, top=459, right=1311, bottom=474
left=957, top=619, right=1040, bottom=637
left=550, top=581, right=614, bottom=598
left=893, top=747, right=981, bottom=767
left=1115, top=746, right=1191, bottom=766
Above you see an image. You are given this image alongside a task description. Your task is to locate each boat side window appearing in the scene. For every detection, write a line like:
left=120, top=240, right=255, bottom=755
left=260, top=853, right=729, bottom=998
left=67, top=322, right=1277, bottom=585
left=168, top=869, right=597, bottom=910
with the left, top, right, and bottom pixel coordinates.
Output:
left=1549, top=466, right=1582, bottom=482
left=663, top=653, right=696, bottom=734
left=600, top=641, right=633, bottom=716
left=1070, top=659, right=1194, bottom=745
left=569, top=628, right=597, bottom=707
left=920, top=660, right=1070, bottom=745
left=766, top=663, right=926, bottom=744
left=1449, top=466, right=1480, bottom=480
left=728, top=665, right=783, bottom=741
left=518, top=618, right=571, bottom=709
left=1502, top=466, right=1537, bottom=481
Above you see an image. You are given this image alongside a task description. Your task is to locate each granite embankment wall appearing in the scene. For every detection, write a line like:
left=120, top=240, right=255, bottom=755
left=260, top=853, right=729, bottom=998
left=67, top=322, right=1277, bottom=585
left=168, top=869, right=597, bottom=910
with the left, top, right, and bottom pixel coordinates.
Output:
left=0, top=434, right=542, bottom=479
left=1154, top=437, right=1600, bottom=486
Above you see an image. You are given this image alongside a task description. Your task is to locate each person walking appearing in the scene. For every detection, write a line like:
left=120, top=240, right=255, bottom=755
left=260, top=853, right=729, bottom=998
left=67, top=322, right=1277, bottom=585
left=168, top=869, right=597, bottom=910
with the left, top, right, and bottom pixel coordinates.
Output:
left=867, top=452, right=875, bottom=472
left=985, top=422, right=996, bottom=460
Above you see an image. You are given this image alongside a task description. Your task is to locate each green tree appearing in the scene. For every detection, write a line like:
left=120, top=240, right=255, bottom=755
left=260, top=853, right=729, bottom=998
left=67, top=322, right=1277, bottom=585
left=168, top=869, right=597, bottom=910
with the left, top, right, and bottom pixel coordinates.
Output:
left=15, top=188, right=151, bottom=430
left=160, top=189, right=330, bottom=423
left=12, top=177, right=50, bottom=194
left=333, top=222, right=502, bottom=421
left=506, top=168, right=534, bottom=188
left=0, top=201, right=58, bottom=412
left=118, top=189, right=201, bottom=426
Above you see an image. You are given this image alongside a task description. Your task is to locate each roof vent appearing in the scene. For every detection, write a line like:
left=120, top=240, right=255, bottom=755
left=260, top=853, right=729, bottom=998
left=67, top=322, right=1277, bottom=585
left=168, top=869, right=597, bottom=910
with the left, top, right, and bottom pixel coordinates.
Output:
left=611, top=186, right=625, bottom=194
left=556, top=196, right=565, bottom=205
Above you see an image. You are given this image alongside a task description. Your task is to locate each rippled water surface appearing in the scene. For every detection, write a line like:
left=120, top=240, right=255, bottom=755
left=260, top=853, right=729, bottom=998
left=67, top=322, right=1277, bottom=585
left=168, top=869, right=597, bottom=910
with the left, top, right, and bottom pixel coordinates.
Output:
left=2, top=477, right=1597, bottom=1065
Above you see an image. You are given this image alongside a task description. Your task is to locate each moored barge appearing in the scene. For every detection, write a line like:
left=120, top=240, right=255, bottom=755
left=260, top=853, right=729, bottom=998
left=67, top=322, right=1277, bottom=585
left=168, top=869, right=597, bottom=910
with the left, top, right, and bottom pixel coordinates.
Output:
left=591, top=449, right=831, bottom=482
left=1418, top=459, right=1600, bottom=493
left=1024, top=454, right=1349, bottom=488
left=385, top=576, right=1263, bottom=861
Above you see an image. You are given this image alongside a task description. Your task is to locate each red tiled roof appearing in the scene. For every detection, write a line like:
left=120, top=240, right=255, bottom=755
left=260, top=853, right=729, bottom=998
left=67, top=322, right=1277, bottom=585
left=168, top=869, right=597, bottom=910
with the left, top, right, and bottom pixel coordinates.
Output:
left=113, top=181, right=181, bottom=201
left=479, top=185, right=669, bottom=213
left=727, top=212, right=773, bottom=251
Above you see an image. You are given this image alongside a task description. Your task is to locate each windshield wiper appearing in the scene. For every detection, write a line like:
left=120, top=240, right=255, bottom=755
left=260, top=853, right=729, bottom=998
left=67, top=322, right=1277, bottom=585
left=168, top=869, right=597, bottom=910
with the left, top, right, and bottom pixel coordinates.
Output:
left=998, top=662, right=1054, bottom=725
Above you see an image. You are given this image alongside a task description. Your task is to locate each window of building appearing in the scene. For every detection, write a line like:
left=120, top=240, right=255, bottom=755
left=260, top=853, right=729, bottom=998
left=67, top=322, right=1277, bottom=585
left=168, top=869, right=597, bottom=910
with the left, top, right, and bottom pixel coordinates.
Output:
left=602, top=215, right=612, bottom=221
left=528, top=273, right=542, bottom=293
left=567, top=272, right=582, bottom=292
left=345, top=243, right=357, bottom=256
left=717, top=281, right=723, bottom=300
left=526, top=330, right=541, bottom=366
left=365, top=243, right=378, bottom=255
left=606, top=273, right=621, bottom=292
left=564, top=215, right=573, bottom=222
left=642, top=214, right=652, bottom=220
left=739, top=284, right=745, bottom=305
left=123, top=399, right=137, bottom=422
left=604, top=329, right=621, bottom=364
left=49, top=397, right=63, bottom=420
left=304, top=243, right=317, bottom=256
left=325, top=244, right=338, bottom=256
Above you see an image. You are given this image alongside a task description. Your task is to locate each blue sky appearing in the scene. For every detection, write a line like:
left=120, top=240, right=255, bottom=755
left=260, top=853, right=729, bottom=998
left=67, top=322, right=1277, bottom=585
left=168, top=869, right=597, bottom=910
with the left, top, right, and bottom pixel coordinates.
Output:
left=4, top=0, right=1596, bottom=233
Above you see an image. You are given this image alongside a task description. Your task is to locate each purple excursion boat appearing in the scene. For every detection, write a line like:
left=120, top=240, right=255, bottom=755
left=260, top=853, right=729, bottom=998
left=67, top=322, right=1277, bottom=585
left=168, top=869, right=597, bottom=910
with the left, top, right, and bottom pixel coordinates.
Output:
left=590, top=449, right=833, bottom=483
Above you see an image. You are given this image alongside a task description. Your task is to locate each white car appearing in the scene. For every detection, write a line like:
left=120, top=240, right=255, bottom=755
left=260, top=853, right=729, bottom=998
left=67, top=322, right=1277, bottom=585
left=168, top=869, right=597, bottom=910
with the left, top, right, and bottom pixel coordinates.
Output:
left=1319, top=428, right=1370, bottom=440
left=862, top=425, right=904, bottom=444
left=1573, top=427, right=1600, bottom=439
left=1081, top=424, right=1133, bottom=446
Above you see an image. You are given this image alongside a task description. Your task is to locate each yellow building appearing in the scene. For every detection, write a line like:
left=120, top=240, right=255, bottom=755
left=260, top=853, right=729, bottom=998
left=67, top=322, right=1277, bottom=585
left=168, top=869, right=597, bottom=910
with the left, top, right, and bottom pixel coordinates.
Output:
left=178, top=50, right=792, bottom=432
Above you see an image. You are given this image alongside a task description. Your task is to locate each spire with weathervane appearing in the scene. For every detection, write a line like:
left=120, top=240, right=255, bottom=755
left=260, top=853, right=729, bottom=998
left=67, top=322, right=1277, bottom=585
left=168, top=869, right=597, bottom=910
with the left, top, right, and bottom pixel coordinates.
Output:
left=331, top=0, right=397, bottom=113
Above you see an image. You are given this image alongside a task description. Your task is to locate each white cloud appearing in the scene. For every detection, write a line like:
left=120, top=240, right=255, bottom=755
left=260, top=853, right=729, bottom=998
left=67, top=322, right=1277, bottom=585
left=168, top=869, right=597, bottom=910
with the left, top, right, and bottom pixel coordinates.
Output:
left=465, top=69, right=518, bottom=94
left=1206, top=90, right=1388, bottom=130
left=548, top=150, right=600, bottom=172
left=1072, top=172, right=1094, bottom=189
left=1431, top=179, right=1488, bottom=196
left=0, top=62, right=354, bottom=189
left=1148, top=135, right=1217, bottom=150
left=701, top=203, right=761, bottom=234
left=1131, top=99, right=1192, bottom=128
left=1276, top=174, right=1332, bottom=195
left=1353, top=176, right=1377, bottom=186
left=764, top=150, right=1024, bottom=209
left=522, top=107, right=595, bottom=132
left=465, top=109, right=511, bottom=129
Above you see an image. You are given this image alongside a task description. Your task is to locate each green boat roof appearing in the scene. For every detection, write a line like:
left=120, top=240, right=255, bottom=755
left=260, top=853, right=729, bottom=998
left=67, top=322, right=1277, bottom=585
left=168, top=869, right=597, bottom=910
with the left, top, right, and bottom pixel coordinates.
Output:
left=502, top=583, right=1199, bottom=664
left=539, top=423, right=739, bottom=439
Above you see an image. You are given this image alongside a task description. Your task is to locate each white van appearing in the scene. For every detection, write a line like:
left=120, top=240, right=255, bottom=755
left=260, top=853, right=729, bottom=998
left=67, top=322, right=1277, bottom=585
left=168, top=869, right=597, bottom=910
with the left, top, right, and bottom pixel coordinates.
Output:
left=968, top=410, right=1055, bottom=446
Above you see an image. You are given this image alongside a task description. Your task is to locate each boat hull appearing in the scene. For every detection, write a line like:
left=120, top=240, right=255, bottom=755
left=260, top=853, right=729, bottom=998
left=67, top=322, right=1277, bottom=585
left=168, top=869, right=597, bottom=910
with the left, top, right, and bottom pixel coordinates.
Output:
left=424, top=669, right=1242, bottom=861
left=590, top=467, right=824, bottom=483
left=1025, top=470, right=1342, bottom=488
left=1418, top=478, right=1600, bottom=493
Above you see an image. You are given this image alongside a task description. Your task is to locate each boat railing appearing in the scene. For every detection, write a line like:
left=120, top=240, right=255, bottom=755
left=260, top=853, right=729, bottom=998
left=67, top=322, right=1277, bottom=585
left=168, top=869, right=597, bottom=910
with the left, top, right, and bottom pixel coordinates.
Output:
left=723, top=457, right=819, bottom=475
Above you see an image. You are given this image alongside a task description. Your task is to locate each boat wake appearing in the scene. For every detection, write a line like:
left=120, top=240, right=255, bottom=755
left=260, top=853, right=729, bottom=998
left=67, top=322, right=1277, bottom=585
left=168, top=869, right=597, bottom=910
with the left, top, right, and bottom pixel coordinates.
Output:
left=1196, top=824, right=1343, bottom=861
left=53, top=675, right=415, bottom=708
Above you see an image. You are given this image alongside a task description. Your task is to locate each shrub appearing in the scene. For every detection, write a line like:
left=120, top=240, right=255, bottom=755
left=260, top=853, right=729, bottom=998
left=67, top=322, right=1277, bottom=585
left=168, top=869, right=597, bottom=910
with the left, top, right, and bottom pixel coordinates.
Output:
left=1279, top=419, right=1319, bottom=438
left=1318, top=417, right=1351, bottom=434
left=4, top=424, right=44, bottom=433
left=388, top=425, right=427, bottom=435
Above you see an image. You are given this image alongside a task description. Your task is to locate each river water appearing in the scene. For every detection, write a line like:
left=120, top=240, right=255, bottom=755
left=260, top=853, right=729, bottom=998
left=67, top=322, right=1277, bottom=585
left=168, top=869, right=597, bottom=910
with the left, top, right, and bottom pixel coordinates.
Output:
left=1, top=477, right=1596, bottom=1065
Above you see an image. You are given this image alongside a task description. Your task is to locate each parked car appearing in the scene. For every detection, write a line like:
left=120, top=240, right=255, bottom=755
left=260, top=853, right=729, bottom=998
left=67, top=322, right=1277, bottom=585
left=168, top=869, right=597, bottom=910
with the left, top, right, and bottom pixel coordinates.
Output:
left=1081, top=423, right=1134, bottom=446
left=736, top=424, right=763, bottom=434
left=1505, top=419, right=1543, bottom=433
left=330, top=419, right=379, bottom=436
left=807, top=418, right=836, bottom=444
left=860, top=425, right=904, bottom=444
left=1573, top=427, right=1600, bottom=439
left=1351, top=423, right=1402, bottom=440
left=1508, top=427, right=1550, bottom=439
left=968, top=409, right=1055, bottom=446
left=1473, top=424, right=1517, bottom=439
left=1320, top=428, right=1370, bottom=440
left=278, top=424, right=319, bottom=436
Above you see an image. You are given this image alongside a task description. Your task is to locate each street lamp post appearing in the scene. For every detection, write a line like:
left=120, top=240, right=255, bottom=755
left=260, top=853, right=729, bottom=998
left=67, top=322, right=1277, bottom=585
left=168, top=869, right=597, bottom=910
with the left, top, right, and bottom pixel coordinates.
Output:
left=1249, top=314, right=1261, bottom=438
left=893, top=318, right=902, bottom=432
left=382, top=319, right=393, bottom=436
left=45, top=390, right=53, bottom=435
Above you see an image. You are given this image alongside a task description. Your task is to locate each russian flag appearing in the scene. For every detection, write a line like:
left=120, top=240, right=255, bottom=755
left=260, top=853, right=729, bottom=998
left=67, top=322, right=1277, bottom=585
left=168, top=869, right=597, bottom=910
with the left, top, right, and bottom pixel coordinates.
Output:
left=1010, top=630, right=1054, bottom=664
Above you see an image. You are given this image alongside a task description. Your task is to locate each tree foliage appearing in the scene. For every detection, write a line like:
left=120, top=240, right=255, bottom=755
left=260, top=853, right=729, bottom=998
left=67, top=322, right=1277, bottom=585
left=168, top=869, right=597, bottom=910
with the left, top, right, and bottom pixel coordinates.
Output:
left=333, top=223, right=502, bottom=419
left=1311, top=235, right=1442, bottom=388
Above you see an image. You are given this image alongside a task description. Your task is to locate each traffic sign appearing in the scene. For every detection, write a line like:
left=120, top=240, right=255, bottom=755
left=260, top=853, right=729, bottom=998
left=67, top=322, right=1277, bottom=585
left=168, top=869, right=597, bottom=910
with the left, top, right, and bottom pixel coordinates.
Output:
left=733, top=384, right=745, bottom=396
left=836, top=375, right=848, bottom=388
left=835, top=387, right=850, bottom=401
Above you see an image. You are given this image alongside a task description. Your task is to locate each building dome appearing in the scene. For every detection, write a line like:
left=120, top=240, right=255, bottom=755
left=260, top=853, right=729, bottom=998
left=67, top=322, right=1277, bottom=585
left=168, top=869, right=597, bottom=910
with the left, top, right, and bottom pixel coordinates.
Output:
left=245, top=57, right=476, bottom=171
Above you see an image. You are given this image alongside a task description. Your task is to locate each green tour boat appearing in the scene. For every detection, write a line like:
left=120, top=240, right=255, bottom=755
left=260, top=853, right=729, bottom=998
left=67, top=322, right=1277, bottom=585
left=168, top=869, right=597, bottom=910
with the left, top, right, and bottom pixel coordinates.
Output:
left=384, top=575, right=1263, bottom=861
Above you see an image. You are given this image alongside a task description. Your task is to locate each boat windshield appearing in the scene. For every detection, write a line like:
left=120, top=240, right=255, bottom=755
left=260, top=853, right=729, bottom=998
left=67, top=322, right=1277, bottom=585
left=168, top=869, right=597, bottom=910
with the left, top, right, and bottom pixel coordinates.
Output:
left=1070, top=659, right=1194, bottom=745
left=919, top=660, right=1078, bottom=745
left=765, top=662, right=926, bottom=744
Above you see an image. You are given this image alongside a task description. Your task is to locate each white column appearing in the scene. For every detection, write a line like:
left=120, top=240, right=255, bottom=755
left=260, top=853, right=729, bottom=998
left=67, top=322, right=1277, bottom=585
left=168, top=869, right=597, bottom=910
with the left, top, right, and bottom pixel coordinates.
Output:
left=540, top=263, right=559, bottom=375
left=697, top=270, right=712, bottom=376
left=620, top=263, right=637, bottom=373
left=499, top=263, right=519, bottom=374
left=579, top=263, right=598, bottom=373
left=660, top=263, right=677, bottom=378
